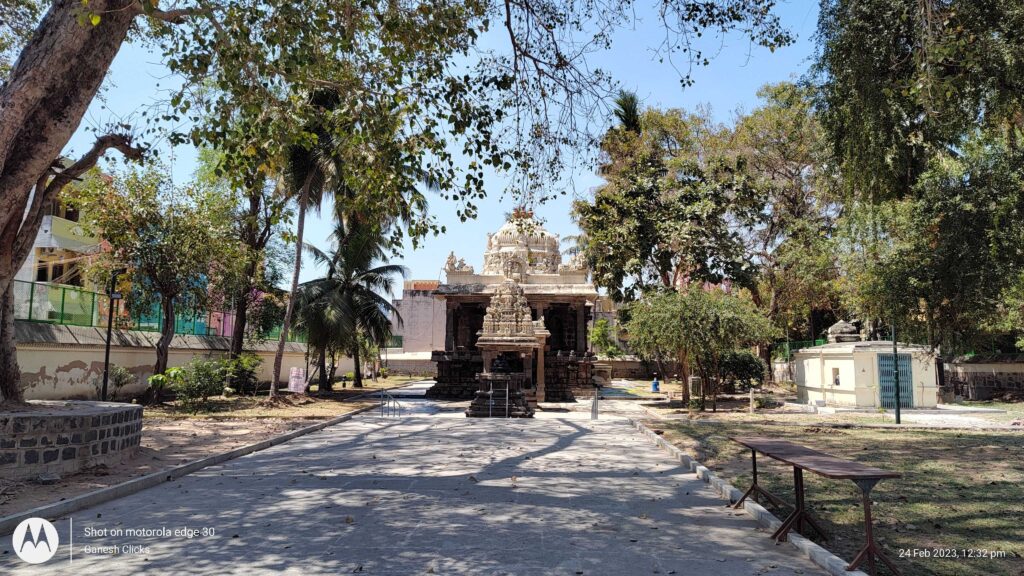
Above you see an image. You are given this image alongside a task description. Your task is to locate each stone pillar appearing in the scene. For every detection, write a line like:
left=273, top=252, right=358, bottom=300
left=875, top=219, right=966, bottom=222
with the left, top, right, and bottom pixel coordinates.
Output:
left=445, top=303, right=456, bottom=351
left=535, top=339, right=546, bottom=402
left=576, top=302, right=587, bottom=353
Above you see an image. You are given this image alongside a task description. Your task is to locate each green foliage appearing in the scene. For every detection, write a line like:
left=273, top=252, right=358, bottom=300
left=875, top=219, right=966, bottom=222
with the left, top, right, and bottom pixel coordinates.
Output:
left=295, top=215, right=404, bottom=389
left=590, top=318, right=622, bottom=358
left=687, top=398, right=703, bottom=411
left=0, top=0, right=41, bottom=79
left=106, top=365, right=137, bottom=401
left=173, top=359, right=228, bottom=412
left=834, top=134, right=1024, bottom=353
left=573, top=107, right=756, bottom=301
left=146, top=367, right=182, bottom=401
left=732, top=82, right=839, bottom=336
left=146, top=1, right=791, bottom=236
left=720, top=351, right=766, bottom=390
left=753, top=395, right=778, bottom=409
left=68, top=164, right=234, bottom=372
left=626, top=287, right=777, bottom=407
left=224, top=353, right=262, bottom=393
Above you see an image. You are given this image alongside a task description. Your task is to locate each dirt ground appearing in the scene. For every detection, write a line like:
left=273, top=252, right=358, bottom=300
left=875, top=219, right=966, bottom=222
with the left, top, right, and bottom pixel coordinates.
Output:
left=1, top=394, right=376, bottom=518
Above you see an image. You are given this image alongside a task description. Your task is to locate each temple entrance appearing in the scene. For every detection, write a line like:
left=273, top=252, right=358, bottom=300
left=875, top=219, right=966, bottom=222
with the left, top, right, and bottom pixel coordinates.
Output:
left=427, top=213, right=598, bottom=405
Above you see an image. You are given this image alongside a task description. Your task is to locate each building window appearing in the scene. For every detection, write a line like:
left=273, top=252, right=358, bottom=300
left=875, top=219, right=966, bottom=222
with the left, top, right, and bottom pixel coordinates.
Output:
left=832, top=367, right=840, bottom=387
left=36, top=265, right=49, bottom=282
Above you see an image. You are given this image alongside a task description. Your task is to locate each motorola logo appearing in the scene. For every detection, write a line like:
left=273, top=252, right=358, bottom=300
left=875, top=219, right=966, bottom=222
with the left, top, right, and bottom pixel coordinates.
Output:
left=12, top=517, right=59, bottom=564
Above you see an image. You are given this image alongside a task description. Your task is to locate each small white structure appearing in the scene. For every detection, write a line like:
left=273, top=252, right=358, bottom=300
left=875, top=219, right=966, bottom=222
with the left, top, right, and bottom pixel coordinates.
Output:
left=794, top=341, right=939, bottom=409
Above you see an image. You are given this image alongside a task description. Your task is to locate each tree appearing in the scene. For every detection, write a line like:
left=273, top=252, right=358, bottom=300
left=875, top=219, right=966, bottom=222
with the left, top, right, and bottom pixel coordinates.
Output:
left=625, top=287, right=775, bottom=410
left=71, top=165, right=233, bottom=375
left=590, top=318, right=622, bottom=358
left=731, top=83, right=839, bottom=334
left=574, top=103, right=756, bottom=301
left=196, top=148, right=291, bottom=359
left=0, top=0, right=790, bottom=403
left=834, top=134, right=1024, bottom=354
left=299, top=216, right=405, bottom=390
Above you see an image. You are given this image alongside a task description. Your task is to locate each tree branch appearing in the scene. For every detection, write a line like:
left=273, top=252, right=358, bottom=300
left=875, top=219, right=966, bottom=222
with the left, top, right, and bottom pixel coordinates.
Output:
left=13, top=133, right=146, bottom=261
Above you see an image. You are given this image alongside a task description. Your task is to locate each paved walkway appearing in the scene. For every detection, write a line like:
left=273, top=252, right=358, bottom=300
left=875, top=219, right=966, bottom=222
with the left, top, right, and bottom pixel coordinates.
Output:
left=5, top=402, right=823, bottom=575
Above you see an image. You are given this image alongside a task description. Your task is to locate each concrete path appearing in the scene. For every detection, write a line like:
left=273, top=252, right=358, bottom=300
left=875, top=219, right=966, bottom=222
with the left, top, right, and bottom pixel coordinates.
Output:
left=4, top=403, right=823, bottom=575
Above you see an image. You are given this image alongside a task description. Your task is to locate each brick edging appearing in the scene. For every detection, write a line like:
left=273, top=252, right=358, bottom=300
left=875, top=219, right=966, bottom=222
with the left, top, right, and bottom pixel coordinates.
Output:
left=627, top=418, right=870, bottom=576
left=0, top=404, right=376, bottom=536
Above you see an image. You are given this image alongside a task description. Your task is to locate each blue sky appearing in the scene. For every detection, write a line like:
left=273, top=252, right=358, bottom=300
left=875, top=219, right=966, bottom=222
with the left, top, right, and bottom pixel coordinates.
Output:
left=65, top=1, right=820, bottom=288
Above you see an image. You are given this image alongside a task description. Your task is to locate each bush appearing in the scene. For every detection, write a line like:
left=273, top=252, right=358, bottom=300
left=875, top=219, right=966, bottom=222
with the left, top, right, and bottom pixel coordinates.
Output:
left=107, top=365, right=136, bottom=400
left=687, top=398, right=703, bottom=411
left=754, top=394, right=780, bottom=409
left=344, top=371, right=355, bottom=381
left=224, top=353, right=262, bottom=393
left=721, top=350, right=767, bottom=392
left=162, top=359, right=229, bottom=412
left=379, top=367, right=390, bottom=379
left=146, top=368, right=181, bottom=403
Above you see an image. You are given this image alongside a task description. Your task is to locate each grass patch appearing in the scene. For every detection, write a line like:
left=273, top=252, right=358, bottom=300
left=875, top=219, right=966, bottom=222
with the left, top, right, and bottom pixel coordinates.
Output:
left=652, top=420, right=1024, bottom=576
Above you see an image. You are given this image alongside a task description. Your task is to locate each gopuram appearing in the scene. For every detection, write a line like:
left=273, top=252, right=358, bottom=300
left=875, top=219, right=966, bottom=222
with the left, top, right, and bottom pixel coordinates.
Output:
left=427, top=211, right=599, bottom=408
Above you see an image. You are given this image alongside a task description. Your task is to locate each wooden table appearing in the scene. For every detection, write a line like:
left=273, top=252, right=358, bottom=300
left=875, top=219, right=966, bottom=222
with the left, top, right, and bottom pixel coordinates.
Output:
left=731, top=437, right=902, bottom=576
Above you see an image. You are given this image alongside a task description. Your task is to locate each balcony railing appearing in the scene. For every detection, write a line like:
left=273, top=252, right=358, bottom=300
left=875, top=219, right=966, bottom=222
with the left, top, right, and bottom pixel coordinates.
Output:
left=12, top=280, right=306, bottom=343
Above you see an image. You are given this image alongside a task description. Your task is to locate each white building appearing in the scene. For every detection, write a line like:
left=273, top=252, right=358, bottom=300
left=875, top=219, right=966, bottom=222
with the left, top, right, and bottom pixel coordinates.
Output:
left=794, top=341, right=939, bottom=408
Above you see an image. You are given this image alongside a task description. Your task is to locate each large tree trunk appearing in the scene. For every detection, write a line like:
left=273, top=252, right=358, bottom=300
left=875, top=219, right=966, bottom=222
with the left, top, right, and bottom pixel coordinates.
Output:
left=229, top=280, right=251, bottom=358
left=271, top=189, right=308, bottom=395
left=0, top=284, right=22, bottom=403
left=0, top=0, right=139, bottom=400
left=317, top=348, right=328, bottom=392
left=155, top=296, right=176, bottom=375
left=352, top=345, right=363, bottom=388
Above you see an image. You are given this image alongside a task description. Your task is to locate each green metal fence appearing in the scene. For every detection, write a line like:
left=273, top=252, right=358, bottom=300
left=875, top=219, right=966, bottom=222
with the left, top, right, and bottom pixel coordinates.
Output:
left=772, top=338, right=827, bottom=361
left=12, top=279, right=305, bottom=343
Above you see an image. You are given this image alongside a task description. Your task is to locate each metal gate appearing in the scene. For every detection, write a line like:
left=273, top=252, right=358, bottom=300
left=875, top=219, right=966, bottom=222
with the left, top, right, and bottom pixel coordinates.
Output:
left=878, top=353, right=913, bottom=409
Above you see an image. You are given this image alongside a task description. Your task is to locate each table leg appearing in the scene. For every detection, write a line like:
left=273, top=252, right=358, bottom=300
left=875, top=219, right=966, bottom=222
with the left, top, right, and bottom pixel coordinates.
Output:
left=733, top=449, right=788, bottom=510
left=847, top=479, right=901, bottom=575
left=772, top=467, right=827, bottom=543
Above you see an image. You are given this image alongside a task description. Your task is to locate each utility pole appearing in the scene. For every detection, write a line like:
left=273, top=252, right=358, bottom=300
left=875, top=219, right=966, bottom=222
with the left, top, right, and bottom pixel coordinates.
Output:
left=101, top=271, right=123, bottom=401
left=892, top=323, right=901, bottom=425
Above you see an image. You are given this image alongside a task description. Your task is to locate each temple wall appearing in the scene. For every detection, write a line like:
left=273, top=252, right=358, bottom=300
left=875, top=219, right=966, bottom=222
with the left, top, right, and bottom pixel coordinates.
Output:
left=392, top=289, right=445, bottom=353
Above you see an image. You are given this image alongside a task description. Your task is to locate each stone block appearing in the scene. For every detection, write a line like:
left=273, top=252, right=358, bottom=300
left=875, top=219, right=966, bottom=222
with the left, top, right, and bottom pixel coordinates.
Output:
left=42, top=449, right=59, bottom=463
left=24, top=450, right=39, bottom=464
left=0, top=452, right=17, bottom=465
left=19, top=437, right=36, bottom=448
left=62, top=447, right=76, bottom=460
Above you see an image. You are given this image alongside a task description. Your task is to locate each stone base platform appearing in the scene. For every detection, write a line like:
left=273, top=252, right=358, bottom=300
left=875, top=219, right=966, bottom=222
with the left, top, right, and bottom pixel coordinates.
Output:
left=466, top=374, right=534, bottom=418
left=0, top=400, right=142, bottom=481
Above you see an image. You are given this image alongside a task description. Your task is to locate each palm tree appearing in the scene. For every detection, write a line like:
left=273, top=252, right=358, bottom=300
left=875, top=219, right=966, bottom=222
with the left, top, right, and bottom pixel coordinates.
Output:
left=297, top=216, right=405, bottom=390
left=270, top=90, right=341, bottom=395
left=612, top=90, right=642, bottom=134
left=271, top=90, right=437, bottom=394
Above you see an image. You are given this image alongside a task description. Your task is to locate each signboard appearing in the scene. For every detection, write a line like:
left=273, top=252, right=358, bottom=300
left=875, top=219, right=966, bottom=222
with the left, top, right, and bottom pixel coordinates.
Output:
left=288, top=367, right=307, bottom=393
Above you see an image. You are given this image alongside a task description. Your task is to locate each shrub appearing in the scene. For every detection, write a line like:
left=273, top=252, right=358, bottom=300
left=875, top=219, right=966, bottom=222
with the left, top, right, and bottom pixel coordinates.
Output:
left=379, top=367, right=390, bottom=379
left=344, top=371, right=355, bottom=381
left=146, top=368, right=182, bottom=403
left=225, top=353, right=262, bottom=393
left=172, top=359, right=228, bottom=412
left=721, top=350, right=767, bottom=392
left=754, top=394, right=779, bottom=409
left=107, top=365, right=137, bottom=400
left=687, top=398, right=703, bottom=411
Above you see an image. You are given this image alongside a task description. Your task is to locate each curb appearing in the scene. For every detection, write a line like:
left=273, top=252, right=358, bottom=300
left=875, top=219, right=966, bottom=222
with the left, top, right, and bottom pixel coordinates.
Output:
left=627, top=418, right=869, bottom=576
left=0, top=404, right=376, bottom=536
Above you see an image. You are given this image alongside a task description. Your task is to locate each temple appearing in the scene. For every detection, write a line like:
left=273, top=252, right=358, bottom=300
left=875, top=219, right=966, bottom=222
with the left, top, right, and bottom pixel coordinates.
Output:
left=427, top=212, right=599, bottom=406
